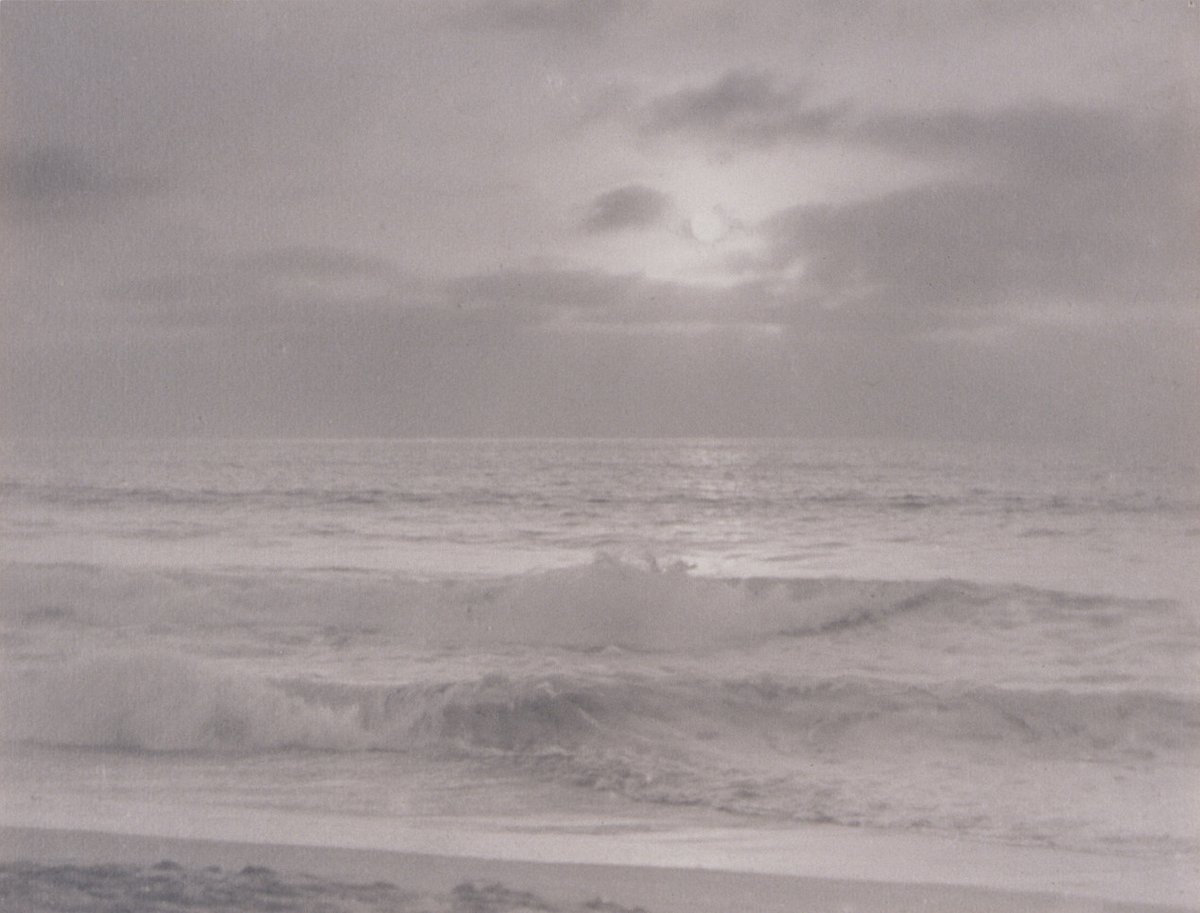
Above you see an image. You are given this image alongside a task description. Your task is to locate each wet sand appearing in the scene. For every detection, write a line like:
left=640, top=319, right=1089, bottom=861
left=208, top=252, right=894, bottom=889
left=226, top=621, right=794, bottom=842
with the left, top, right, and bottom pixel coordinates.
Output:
left=1, top=825, right=1194, bottom=913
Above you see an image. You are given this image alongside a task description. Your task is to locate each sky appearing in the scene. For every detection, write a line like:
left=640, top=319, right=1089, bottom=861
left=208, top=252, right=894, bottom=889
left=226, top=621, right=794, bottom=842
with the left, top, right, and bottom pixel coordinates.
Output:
left=2, top=1, right=1197, bottom=450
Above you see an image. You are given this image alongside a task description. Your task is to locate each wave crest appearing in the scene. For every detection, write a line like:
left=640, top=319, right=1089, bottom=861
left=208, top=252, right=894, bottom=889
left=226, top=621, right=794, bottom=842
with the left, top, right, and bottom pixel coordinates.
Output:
left=7, top=651, right=1197, bottom=765
left=0, top=557, right=1032, bottom=650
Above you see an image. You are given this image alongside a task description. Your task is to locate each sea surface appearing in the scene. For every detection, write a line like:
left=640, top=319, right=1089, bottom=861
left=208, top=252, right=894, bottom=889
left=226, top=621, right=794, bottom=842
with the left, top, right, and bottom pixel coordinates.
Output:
left=1, top=438, right=1198, bottom=872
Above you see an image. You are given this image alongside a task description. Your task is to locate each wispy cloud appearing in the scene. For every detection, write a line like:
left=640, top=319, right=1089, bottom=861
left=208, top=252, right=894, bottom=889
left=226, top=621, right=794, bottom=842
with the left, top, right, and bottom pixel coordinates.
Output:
left=757, top=103, right=1198, bottom=329
left=640, top=69, right=848, bottom=148
left=104, top=247, right=417, bottom=331
left=0, top=146, right=162, bottom=221
left=580, top=184, right=671, bottom=233
left=855, top=103, right=1196, bottom=183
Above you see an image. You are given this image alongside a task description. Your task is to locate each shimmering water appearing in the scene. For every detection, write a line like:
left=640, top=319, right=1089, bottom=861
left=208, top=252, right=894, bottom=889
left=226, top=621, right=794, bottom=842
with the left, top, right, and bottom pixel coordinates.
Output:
left=2, top=437, right=1197, bottom=862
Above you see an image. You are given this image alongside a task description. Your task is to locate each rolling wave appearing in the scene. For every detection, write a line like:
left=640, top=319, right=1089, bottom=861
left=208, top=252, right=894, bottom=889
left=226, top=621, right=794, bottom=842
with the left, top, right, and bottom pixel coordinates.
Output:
left=7, top=650, right=1197, bottom=764
left=5, top=646, right=1198, bottom=850
left=2, top=557, right=1173, bottom=651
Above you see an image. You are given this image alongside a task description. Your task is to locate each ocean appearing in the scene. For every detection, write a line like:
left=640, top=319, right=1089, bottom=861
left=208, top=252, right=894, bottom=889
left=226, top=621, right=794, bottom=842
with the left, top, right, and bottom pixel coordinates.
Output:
left=1, top=437, right=1197, bottom=878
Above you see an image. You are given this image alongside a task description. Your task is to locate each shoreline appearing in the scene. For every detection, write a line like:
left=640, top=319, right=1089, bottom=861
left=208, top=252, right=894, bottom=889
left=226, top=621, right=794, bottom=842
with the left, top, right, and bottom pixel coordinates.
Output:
left=4, top=787, right=1198, bottom=905
left=2, top=825, right=1196, bottom=913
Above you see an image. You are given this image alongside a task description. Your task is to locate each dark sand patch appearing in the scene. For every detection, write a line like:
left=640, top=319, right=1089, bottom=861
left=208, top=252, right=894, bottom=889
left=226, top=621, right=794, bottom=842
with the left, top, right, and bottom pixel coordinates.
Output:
left=0, top=860, right=650, bottom=913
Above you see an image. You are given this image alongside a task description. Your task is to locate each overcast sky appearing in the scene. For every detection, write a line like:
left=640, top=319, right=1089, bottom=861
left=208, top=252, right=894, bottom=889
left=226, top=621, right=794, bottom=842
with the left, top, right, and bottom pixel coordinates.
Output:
left=3, top=1, right=1197, bottom=449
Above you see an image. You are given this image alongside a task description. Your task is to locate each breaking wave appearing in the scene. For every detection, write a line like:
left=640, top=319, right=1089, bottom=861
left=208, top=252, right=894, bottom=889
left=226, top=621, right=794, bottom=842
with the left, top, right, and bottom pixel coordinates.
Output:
left=1, top=652, right=366, bottom=752
left=4, top=556, right=1197, bottom=841
left=6, top=649, right=1198, bottom=764
left=0, top=556, right=1149, bottom=651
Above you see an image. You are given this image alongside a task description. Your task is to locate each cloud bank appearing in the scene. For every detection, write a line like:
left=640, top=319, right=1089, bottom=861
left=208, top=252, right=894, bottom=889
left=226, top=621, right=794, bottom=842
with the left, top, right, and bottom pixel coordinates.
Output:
left=1, top=2, right=1195, bottom=451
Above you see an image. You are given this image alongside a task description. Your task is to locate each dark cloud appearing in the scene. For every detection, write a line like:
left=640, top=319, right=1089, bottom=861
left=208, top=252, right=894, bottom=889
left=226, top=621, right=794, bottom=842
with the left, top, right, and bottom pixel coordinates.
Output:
left=2, top=3, right=375, bottom=187
left=446, top=268, right=633, bottom=320
left=640, top=69, right=848, bottom=147
left=0, top=146, right=161, bottom=221
left=108, top=259, right=696, bottom=335
left=105, top=258, right=669, bottom=336
left=104, top=247, right=416, bottom=331
left=580, top=184, right=671, bottom=233
left=857, top=104, right=1196, bottom=183
left=760, top=104, right=1198, bottom=328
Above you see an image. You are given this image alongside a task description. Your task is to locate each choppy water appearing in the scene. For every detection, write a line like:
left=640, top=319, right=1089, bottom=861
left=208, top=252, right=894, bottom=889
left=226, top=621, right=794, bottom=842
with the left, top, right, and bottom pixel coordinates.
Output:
left=1, top=438, right=1197, bottom=862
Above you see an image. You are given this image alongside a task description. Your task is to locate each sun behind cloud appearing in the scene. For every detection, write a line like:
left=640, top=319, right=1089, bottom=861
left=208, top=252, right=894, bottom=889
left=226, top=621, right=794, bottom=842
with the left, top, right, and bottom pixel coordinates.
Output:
left=687, top=206, right=730, bottom=244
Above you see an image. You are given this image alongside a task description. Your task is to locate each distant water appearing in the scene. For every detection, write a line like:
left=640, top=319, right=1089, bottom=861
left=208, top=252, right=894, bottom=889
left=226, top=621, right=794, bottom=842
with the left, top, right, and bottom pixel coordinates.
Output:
left=1, top=438, right=1198, bottom=861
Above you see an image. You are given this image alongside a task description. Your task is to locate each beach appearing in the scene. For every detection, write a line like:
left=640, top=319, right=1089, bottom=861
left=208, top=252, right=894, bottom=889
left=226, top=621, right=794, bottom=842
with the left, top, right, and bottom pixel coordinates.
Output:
left=4, top=824, right=1196, bottom=913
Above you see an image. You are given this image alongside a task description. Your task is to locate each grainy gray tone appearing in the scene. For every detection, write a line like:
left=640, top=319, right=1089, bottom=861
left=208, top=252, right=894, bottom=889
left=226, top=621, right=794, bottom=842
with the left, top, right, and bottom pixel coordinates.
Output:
left=2, top=1, right=1196, bottom=449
